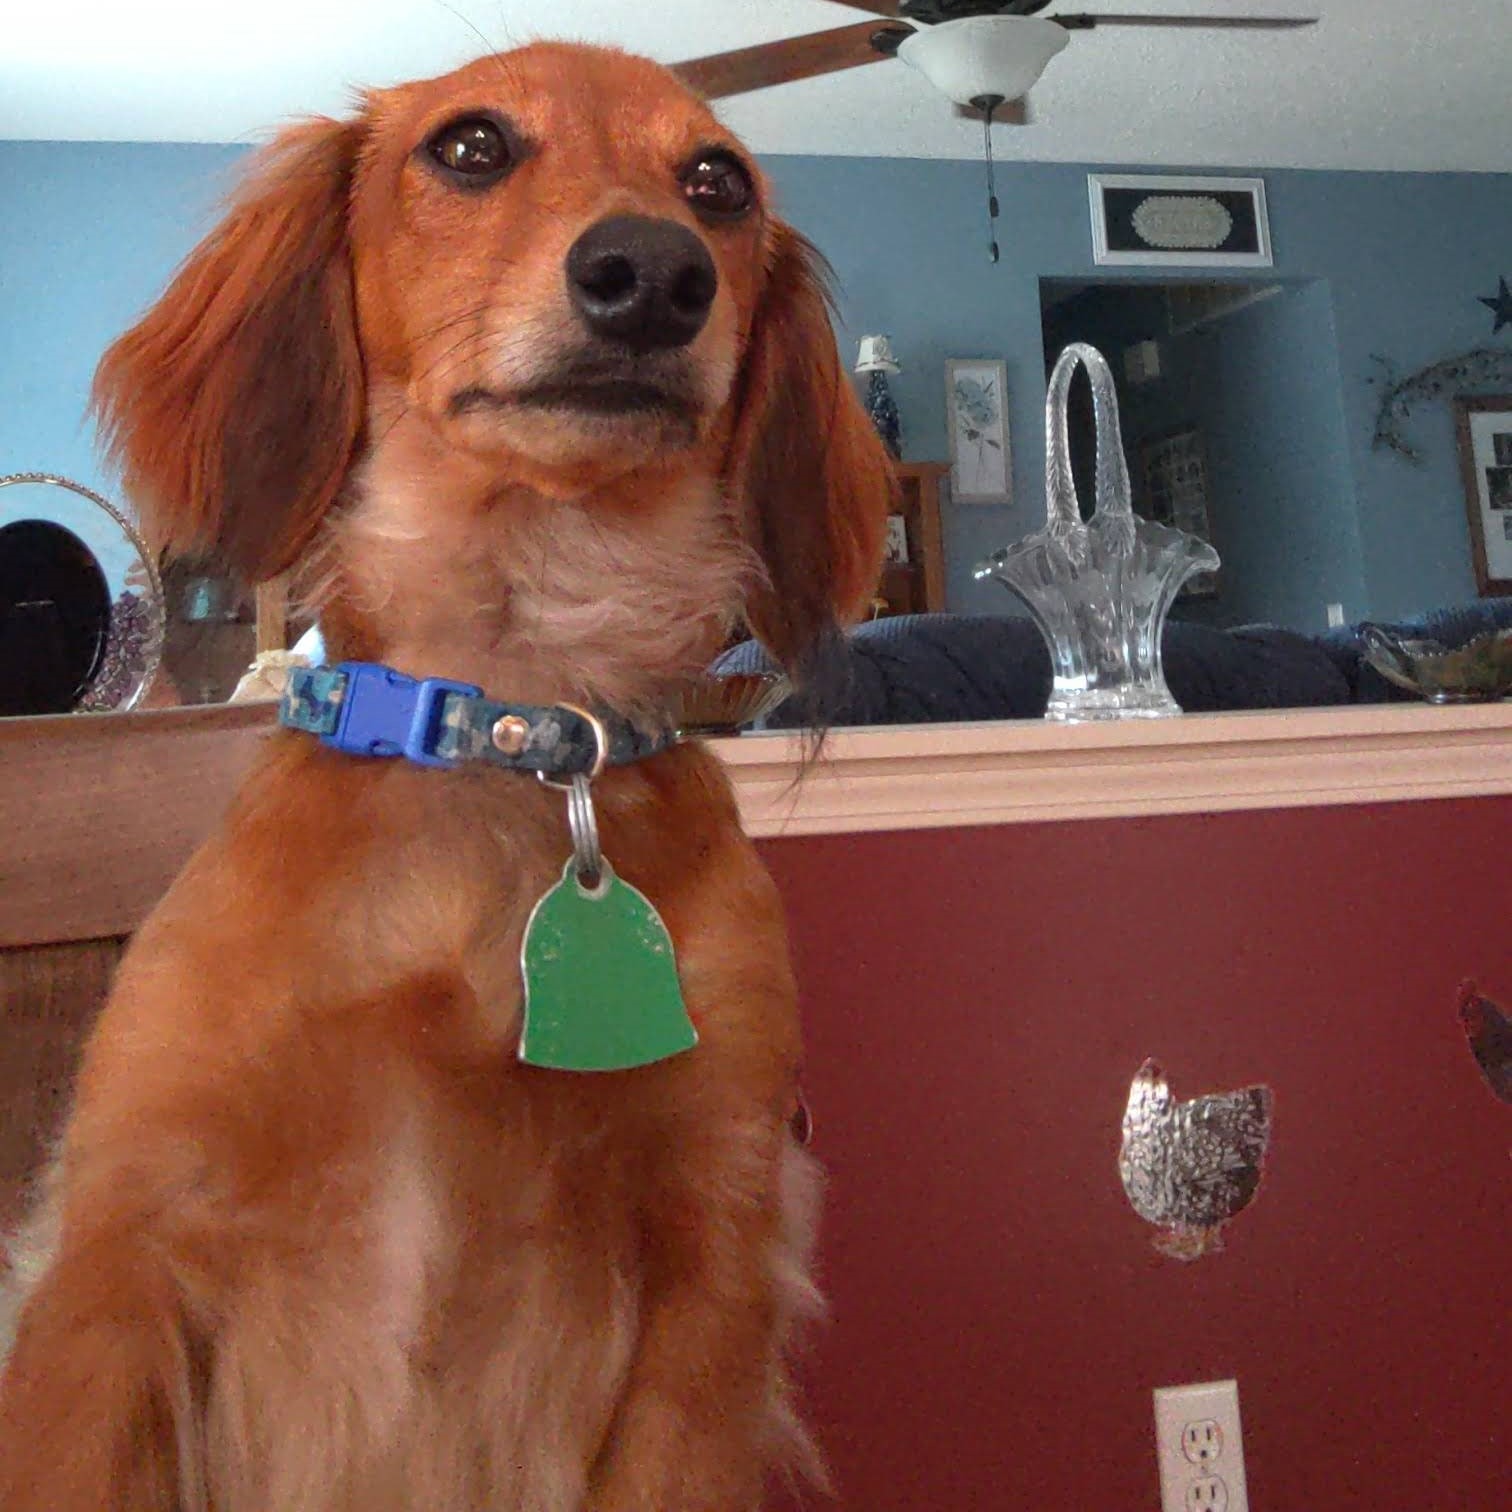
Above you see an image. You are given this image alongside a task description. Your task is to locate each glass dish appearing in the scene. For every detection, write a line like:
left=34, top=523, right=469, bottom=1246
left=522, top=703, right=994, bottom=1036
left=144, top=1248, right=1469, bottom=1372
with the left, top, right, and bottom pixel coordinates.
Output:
left=1360, top=622, right=1512, bottom=703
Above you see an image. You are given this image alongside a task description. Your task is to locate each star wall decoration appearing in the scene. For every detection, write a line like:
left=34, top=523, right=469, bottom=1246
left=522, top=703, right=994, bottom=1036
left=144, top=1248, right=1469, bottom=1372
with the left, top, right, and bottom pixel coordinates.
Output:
left=1480, top=275, right=1512, bottom=335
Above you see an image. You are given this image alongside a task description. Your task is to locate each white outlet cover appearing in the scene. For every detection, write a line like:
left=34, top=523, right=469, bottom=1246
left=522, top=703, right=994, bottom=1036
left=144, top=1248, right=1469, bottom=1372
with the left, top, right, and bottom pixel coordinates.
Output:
left=1154, top=1380, right=1249, bottom=1512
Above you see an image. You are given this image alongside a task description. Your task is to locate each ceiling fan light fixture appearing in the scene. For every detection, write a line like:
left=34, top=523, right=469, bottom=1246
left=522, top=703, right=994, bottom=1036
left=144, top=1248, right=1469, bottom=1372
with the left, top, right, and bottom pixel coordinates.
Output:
left=896, top=16, right=1069, bottom=108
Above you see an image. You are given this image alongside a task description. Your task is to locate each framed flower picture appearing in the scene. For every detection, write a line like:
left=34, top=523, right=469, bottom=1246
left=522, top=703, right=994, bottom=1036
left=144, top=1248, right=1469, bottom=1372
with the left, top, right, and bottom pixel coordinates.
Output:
left=945, top=359, right=1011, bottom=504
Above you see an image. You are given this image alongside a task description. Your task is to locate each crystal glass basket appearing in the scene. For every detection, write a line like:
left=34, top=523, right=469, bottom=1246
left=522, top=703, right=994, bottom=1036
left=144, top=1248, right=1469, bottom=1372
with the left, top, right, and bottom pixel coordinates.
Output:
left=975, top=343, right=1220, bottom=722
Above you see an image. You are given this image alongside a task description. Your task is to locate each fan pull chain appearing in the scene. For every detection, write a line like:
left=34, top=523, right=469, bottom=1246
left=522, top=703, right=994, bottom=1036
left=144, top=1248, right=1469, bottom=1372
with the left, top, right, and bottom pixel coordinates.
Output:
left=974, top=93, right=1004, bottom=264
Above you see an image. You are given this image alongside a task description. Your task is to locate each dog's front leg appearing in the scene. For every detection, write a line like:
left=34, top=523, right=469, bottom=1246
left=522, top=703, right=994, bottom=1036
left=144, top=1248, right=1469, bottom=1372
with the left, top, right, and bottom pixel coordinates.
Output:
left=586, top=1133, right=786, bottom=1512
left=0, top=1234, right=197, bottom=1511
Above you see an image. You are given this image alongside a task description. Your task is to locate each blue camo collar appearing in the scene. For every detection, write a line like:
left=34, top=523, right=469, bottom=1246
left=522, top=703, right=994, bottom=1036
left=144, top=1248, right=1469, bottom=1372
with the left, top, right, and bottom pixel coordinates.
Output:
left=279, top=662, right=678, bottom=777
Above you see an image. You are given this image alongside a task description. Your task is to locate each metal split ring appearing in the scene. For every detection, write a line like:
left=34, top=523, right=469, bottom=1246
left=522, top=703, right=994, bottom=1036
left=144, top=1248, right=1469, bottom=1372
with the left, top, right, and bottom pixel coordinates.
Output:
left=564, top=774, right=604, bottom=890
left=534, top=705, right=610, bottom=891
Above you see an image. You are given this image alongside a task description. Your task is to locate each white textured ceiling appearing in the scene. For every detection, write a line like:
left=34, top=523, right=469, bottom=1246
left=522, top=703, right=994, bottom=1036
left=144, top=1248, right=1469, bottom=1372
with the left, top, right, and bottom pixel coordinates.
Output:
left=2, top=1, right=1509, bottom=172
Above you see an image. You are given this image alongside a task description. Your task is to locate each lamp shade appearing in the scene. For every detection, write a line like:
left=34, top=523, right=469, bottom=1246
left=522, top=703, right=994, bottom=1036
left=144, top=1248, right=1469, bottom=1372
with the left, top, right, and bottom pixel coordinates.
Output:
left=855, top=334, right=901, bottom=373
left=896, top=16, right=1069, bottom=108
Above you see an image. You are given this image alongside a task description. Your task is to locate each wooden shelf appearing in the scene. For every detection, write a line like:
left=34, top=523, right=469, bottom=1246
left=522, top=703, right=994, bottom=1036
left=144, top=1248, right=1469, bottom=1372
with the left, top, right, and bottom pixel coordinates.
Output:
left=875, top=461, right=948, bottom=617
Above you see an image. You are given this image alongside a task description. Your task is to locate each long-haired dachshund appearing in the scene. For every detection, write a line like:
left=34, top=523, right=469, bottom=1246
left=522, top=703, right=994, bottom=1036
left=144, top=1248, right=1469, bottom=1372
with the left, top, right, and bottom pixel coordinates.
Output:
left=0, top=43, right=891, bottom=1511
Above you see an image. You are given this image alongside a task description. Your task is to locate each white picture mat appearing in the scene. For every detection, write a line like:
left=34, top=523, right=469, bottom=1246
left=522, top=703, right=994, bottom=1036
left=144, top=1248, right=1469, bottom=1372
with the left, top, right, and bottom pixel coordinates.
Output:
left=1467, top=409, right=1512, bottom=579
left=1088, top=173, right=1273, bottom=268
left=945, top=359, right=1011, bottom=504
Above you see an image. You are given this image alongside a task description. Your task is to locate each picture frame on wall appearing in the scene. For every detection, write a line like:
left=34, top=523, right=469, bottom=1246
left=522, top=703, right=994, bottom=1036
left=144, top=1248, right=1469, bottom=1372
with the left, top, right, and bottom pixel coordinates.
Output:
left=945, top=359, right=1011, bottom=504
left=1138, top=428, right=1220, bottom=598
left=1453, top=394, right=1512, bottom=595
left=1088, top=173, right=1273, bottom=268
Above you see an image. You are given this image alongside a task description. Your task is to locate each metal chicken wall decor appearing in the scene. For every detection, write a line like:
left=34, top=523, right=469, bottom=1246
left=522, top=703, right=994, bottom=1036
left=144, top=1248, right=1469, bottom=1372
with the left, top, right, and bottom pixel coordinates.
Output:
left=1119, top=1059, right=1274, bottom=1261
left=1458, top=981, right=1512, bottom=1105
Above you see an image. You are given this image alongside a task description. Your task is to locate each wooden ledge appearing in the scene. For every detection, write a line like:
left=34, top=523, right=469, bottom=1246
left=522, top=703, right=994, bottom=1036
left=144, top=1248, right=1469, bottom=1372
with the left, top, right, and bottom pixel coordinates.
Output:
left=717, top=704, right=1512, bottom=837
left=3, top=701, right=1510, bottom=946
left=0, top=703, right=275, bottom=947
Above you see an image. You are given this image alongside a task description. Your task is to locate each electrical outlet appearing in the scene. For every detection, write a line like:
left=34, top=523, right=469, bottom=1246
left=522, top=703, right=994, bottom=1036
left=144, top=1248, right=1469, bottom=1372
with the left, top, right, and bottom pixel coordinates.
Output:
left=1182, top=1419, right=1223, bottom=1467
left=1326, top=601, right=1346, bottom=627
left=1154, top=1380, right=1248, bottom=1512
left=1186, top=1476, right=1229, bottom=1511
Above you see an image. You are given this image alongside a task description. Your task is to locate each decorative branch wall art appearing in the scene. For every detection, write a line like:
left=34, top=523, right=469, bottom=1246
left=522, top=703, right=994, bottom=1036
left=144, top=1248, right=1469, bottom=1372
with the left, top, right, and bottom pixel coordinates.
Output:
left=1370, top=347, right=1512, bottom=462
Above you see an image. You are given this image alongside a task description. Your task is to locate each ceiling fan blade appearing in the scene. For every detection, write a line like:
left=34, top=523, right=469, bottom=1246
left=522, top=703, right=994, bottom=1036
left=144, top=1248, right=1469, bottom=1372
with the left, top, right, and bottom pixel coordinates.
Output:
left=819, top=0, right=906, bottom=14
left=1052, top=13, right=1318, bottom=29
left=672, top=21, right=905, bottom=100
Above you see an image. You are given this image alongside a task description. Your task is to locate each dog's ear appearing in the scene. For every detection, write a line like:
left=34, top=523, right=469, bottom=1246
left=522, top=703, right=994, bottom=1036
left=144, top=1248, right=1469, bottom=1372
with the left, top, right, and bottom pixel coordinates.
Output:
left=723, top=225, right=894, bottom=681
left=92, top=117, right=365, bottom=583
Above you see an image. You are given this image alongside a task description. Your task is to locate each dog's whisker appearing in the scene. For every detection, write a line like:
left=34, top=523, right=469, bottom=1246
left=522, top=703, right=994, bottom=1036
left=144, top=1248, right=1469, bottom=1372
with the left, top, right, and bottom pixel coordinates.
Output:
left=432, top=0, right=520, bottom=80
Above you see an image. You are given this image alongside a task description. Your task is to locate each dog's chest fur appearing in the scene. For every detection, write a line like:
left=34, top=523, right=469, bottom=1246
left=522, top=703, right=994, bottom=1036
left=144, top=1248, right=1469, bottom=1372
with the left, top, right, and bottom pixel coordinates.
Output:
left=223, top=1085, right=647, bottom=1512
left=3, top=746, right=807, bottom=1512
left=2, top=1023, right=648, bottom=1512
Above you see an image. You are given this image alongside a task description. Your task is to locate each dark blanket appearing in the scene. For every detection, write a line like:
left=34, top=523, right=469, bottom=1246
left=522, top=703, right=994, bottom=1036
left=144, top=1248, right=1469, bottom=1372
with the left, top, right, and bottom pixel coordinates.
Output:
left=712, top=601, right=1512, bottom=728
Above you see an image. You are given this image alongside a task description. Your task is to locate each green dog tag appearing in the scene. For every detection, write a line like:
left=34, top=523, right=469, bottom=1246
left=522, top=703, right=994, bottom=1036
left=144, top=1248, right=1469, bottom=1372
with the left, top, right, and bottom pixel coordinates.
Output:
left=519, top=857, right=698, bottom=1072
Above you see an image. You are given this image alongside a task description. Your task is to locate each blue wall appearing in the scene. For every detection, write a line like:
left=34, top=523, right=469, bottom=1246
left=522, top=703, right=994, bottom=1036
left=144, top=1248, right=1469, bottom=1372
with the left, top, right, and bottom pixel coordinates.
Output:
left=0, top=142, right=244, bottom=508
left=1186, top=283, right=1365, bottom=630
left=4, top=141, right=1510, bottom=621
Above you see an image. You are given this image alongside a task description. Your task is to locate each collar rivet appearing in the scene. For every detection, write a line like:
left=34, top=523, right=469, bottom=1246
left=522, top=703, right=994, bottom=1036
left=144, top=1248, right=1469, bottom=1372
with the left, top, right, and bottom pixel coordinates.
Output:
left=491, top=714, right=530, bottom=755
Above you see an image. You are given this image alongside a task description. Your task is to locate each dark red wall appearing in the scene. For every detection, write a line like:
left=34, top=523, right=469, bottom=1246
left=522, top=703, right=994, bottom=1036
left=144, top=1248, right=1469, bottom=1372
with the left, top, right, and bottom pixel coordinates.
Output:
left=759, top=797, right=1511, bottom=1510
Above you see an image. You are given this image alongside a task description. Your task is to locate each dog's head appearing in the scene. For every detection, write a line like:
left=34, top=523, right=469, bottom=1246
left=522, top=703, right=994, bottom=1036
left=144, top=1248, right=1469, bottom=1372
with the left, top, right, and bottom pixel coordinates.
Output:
left=94, top=44, right=892, bottom=705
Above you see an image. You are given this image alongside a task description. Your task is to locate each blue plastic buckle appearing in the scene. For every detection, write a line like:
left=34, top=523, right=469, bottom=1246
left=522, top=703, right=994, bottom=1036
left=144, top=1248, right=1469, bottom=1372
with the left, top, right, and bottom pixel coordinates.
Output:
left=322, top=661, right=481, bottom=769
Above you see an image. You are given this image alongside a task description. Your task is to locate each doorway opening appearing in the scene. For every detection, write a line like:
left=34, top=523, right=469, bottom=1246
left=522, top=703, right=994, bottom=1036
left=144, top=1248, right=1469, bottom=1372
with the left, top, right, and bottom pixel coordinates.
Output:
left=1039, top=277, right=1363, bottom=631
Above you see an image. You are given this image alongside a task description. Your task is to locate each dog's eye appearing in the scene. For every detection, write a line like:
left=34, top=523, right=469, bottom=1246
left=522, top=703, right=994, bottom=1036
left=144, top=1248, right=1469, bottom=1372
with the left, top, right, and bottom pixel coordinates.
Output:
left=427, top=116, right=513, bottom=184
left=679, top=150, right=755, bottom=220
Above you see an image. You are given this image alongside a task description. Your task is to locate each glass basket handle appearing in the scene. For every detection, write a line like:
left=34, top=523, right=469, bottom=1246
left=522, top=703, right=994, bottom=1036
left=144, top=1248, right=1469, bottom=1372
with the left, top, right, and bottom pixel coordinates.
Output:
left=1044, top=342, right=1135, bottom=544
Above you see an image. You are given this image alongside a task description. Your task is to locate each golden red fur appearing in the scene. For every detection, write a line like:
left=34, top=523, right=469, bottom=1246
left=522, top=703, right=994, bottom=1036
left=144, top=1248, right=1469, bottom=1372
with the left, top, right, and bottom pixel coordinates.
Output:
left=0, top=43, right=891, bottom=1510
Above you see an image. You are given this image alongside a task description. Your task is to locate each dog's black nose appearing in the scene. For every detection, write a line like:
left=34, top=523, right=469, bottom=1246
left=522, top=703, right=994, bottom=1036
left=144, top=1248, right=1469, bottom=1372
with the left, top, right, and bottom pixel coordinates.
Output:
left=566, top=215, right=717, bottom=352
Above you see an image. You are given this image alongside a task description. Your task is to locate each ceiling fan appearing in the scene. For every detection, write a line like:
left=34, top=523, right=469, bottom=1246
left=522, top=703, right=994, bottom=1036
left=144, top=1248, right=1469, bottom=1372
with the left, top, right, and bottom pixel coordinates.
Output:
left=674, top=3, right=1318, bottom=260
left=674, top=2, right=1319, bottom=124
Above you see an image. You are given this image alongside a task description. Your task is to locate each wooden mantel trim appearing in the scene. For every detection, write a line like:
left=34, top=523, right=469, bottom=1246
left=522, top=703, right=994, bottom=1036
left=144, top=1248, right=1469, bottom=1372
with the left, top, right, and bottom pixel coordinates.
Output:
left=3, top=701, right=1510, bottom=946
left=723, top=704, right=1512, bottom=837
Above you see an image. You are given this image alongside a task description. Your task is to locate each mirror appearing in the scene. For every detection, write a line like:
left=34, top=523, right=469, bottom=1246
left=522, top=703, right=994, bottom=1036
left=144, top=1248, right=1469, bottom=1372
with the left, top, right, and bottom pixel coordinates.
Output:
left=0, top=474, right=164, bottom=713
left=0, top=12, right=1507, bottom=1512
left=1039, top=276, right=1349, bottom=630
left=2, top=6, right=1509, bottom=724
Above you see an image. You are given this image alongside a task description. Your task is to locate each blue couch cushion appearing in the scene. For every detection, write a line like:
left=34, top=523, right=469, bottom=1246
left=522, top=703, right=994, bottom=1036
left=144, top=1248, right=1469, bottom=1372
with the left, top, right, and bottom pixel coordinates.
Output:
left=714, top=612, right=1354, bottom=727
